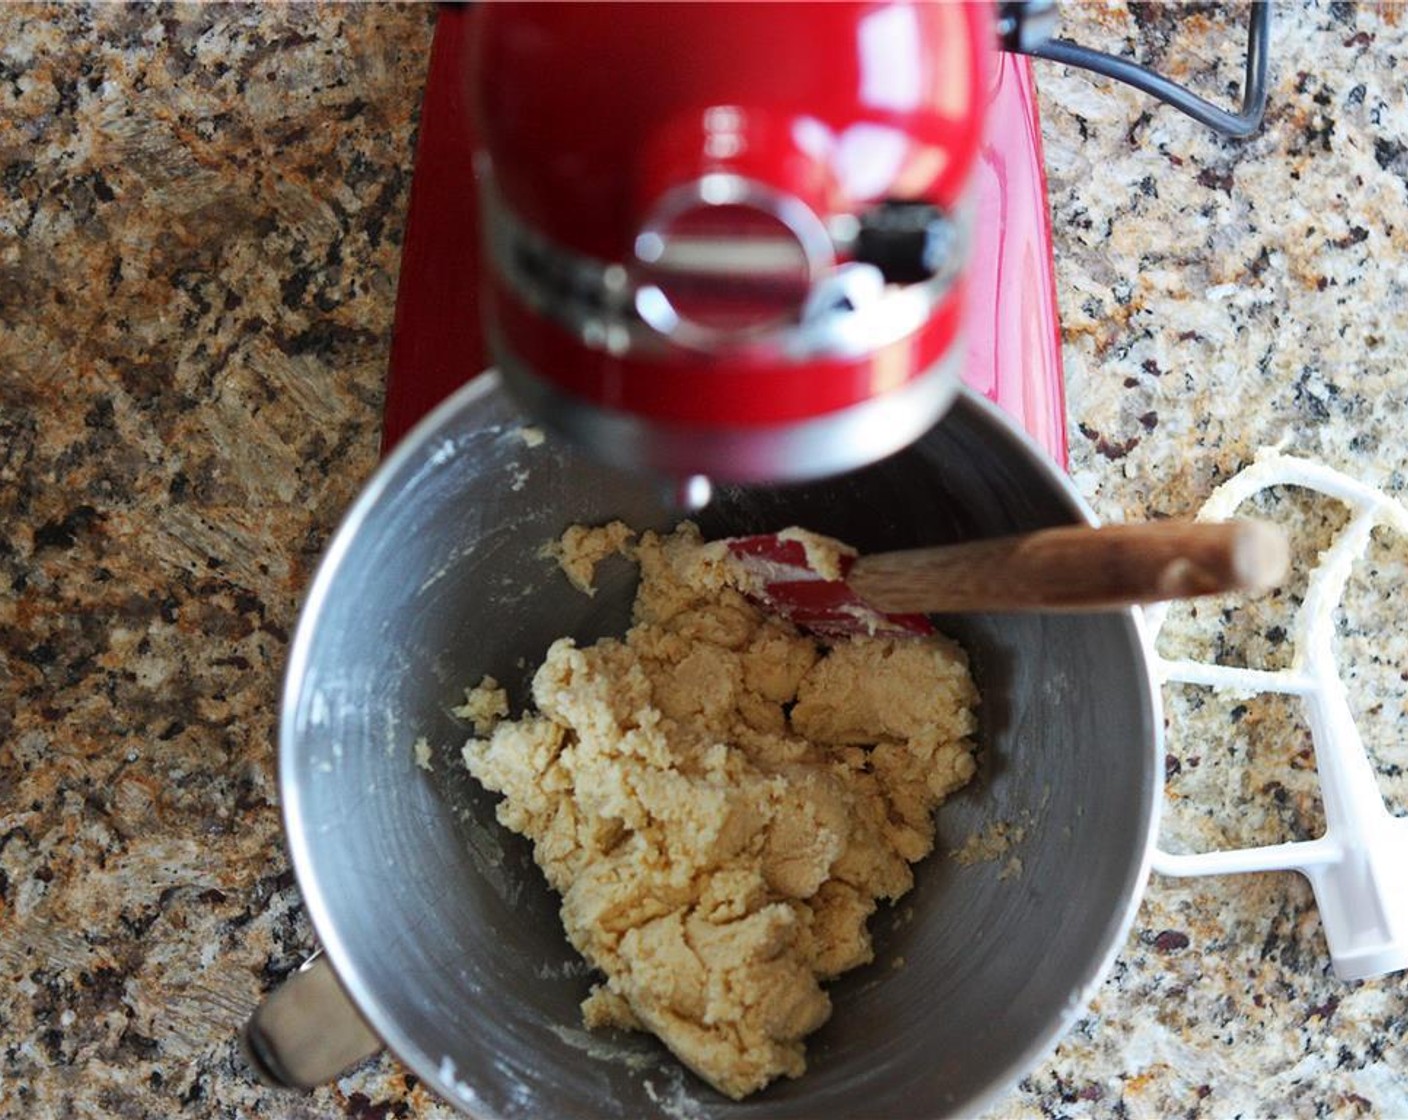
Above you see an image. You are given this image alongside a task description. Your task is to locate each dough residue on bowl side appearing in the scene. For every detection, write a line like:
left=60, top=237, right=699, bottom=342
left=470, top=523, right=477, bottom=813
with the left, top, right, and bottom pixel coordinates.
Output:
left=536, top=520, right=636, bottom=596
left=460, top=522, right=979, bottom=1099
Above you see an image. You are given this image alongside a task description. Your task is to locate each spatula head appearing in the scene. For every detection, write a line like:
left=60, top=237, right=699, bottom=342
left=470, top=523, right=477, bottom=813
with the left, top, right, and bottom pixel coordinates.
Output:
left=724, top=533, right=936, bottom=639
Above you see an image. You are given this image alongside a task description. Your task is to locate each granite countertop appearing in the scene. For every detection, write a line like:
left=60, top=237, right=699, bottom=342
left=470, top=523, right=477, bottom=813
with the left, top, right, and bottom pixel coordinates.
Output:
left=2, top=3, right=1405, bottom=1118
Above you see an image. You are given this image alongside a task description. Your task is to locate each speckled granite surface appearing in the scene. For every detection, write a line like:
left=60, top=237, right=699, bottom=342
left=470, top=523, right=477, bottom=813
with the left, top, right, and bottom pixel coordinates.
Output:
left=2, top=3, right=1405, bottom=1118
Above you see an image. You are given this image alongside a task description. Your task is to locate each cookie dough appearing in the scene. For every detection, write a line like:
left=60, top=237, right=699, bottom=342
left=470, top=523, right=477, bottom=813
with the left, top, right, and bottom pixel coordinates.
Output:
left=540, top=521, right=635, bottom=596
left=451, top=675, right=509, bottom=736
left=461, top=523, right=979, bottom=1099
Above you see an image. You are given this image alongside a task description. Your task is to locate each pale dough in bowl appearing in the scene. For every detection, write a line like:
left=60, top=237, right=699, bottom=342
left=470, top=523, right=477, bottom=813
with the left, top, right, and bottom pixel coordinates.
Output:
left=460, top=523, right=979, bottom=1099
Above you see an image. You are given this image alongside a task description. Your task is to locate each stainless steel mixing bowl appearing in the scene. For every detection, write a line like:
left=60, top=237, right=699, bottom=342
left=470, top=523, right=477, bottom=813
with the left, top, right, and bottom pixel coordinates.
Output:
left=271, top=371, right=1160, bottom=1118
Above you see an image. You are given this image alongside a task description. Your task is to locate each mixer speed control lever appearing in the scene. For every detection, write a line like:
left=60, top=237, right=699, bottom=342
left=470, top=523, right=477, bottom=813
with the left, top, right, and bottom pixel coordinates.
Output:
left=852, top=201, right=957, bottom=287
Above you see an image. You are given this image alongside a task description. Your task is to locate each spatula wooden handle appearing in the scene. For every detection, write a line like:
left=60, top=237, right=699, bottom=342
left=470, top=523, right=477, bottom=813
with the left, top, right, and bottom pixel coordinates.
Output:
left=847, top=519, right=1290, bottom=614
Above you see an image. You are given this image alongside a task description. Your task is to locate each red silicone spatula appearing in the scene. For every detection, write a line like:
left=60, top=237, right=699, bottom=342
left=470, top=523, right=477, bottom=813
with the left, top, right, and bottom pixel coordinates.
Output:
left=725, top=519, right=1290, bottom=640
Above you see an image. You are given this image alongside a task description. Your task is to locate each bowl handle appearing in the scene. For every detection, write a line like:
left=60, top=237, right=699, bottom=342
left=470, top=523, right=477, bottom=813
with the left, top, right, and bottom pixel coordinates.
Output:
left=241, top=951, right=383, bottom=1089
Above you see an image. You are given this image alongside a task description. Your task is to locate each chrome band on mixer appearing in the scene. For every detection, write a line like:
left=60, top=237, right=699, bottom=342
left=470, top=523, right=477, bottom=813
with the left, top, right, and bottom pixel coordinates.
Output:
left=493, top=337, right=968, bottom=486
left=478, top=165, right=972, bottom=364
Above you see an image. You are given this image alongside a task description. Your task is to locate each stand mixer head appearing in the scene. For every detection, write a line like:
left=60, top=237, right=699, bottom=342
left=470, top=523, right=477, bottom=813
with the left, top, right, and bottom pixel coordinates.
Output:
left=470, top=2, right=992, bottom=495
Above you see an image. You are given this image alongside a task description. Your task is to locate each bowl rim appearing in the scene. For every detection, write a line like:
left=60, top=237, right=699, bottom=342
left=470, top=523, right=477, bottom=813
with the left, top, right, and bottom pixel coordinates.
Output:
left=278, top=370, right=1164, bottom=1118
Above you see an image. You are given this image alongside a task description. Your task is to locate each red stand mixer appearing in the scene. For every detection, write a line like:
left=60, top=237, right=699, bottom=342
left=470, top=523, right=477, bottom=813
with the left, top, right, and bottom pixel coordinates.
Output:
left=384, top=2, right=1269, bottom=495
left=242, top=6, right=1281, bottom=1105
